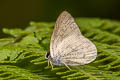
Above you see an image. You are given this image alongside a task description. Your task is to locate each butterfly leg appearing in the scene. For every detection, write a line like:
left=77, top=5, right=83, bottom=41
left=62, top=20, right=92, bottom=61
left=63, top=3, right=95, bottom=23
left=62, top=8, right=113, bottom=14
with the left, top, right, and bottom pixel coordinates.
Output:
left=48, top=60, right=50, bottom=66
left=49, top=60, right=54, bottom=70
left=62, top=62, right=72, bottom=71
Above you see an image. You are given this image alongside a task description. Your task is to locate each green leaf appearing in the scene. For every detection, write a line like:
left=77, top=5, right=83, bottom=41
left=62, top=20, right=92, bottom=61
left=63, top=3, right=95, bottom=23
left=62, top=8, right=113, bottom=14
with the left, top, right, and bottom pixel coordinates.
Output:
left=0, top=18, right=120, bottom=80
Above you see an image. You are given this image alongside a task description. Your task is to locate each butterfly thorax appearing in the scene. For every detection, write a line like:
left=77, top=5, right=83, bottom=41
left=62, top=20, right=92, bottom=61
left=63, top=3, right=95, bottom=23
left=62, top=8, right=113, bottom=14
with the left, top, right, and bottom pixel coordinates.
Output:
left=45, top=52, right=63, bottom=66
left=50, top=56, right=63, bottom=66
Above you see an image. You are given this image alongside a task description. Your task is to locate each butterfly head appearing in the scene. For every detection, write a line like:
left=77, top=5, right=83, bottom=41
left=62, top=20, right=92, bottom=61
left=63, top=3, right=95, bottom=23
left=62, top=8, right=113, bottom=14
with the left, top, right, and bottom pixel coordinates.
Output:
left=45, top=51, right=50, bottom=59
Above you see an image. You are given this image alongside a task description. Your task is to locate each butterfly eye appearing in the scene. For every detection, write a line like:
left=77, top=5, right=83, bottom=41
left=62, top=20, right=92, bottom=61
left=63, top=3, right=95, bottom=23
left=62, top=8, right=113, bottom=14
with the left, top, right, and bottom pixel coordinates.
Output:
left=45, top=51, right=50, bottom=59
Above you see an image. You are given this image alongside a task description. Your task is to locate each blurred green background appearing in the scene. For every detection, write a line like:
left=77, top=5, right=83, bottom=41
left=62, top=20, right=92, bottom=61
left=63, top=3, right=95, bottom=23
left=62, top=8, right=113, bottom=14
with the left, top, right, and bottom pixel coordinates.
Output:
left=0, top=0, right=120, bottom=37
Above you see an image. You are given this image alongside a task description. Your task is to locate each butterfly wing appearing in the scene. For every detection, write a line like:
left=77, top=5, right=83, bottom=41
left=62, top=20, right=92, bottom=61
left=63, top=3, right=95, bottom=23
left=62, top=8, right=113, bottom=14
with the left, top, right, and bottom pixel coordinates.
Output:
left=50, top=11, right=97, bottom=65
left=50, top=11, right=81, bottom=57
left=60, top=35, right=97, bottom=65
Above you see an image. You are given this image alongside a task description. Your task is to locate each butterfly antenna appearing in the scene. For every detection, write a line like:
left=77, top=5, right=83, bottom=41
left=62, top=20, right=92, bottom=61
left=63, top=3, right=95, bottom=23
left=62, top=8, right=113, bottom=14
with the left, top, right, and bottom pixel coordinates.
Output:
left=33, top=32, right=41, bottom=44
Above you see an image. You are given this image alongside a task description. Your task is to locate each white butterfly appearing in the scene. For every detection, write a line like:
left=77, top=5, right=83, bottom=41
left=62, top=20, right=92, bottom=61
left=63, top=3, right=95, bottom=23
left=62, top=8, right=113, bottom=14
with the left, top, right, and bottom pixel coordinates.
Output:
left=45, top=11, right=97, bottom=70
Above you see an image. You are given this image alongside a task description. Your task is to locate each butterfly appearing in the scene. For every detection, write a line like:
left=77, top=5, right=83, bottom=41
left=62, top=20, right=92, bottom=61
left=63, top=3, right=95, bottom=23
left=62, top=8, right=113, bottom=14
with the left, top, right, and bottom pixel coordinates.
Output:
left=45, top=11, right=97, bottom=70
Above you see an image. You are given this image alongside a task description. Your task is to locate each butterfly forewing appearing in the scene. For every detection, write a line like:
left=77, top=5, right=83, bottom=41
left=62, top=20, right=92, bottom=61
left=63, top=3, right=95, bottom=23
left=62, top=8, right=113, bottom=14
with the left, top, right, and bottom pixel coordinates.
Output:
left=50, top=11, right=97, bottom=65
left=50, top=11, right=81, bottom=57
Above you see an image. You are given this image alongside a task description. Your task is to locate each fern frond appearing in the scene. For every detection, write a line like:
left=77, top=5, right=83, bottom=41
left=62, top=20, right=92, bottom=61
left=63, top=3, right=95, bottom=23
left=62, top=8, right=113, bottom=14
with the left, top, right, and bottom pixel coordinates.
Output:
left=0, top=18, right=120, bottom=80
